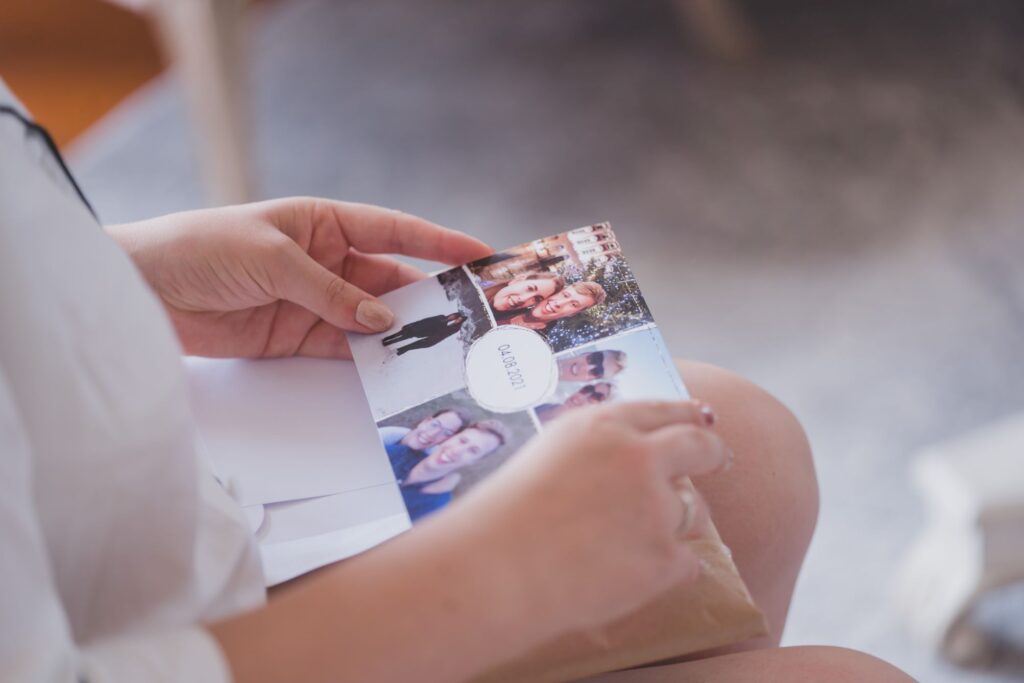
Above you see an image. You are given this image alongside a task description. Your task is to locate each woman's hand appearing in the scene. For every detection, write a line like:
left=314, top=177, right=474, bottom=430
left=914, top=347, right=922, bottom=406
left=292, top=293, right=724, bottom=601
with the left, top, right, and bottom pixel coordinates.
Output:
left=107, top=198, right=492, bottom=359
left=210, top=401, right=727, bottom=683
left=448, top=399, right=728, bottom=635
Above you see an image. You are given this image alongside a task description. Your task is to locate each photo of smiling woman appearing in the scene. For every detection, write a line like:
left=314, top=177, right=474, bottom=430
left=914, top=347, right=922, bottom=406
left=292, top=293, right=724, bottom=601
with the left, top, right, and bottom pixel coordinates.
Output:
left=494, top=280, right=607, bottom=331
left=465, top=225, right=656, bottom=353
left=376, top=390, right=538, bottom=522
left=478, top=271, right=565, bottom=313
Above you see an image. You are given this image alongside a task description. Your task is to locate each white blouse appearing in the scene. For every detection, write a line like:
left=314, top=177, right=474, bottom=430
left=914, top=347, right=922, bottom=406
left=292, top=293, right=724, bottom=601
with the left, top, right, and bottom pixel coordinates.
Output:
left=0, top=82, right=264, bottom=681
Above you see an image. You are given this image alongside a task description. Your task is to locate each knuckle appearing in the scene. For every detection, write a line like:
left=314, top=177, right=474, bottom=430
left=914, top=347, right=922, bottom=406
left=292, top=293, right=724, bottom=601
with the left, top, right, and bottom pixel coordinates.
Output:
left=260, top=231, right=293, bottom=258
left=681, top=424, right=714, bottom=452
left=646, top=532, right=682, bottom=579
left=324, top=276, right=350, bottom=305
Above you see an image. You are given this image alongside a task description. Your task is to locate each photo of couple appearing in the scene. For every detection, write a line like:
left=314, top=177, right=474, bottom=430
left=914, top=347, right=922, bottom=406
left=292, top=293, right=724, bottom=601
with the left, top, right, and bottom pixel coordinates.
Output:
left=376, top=390, right=536, bottom=522
left=532, top=328, right=686, bottom=426
left=465, top=224, right=655, bottom=353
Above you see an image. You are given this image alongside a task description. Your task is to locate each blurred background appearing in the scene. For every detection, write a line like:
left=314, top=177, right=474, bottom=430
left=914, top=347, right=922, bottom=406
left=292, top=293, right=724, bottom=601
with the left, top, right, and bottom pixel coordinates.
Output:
left=3, top=0, right=1023, bottom=680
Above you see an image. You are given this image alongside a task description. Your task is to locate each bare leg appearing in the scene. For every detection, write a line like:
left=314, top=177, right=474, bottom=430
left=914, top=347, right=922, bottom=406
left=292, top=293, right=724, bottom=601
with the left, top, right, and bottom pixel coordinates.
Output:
left=586, top=645, right=915, bottom=682
left=674, top=360, right=819, bottom=652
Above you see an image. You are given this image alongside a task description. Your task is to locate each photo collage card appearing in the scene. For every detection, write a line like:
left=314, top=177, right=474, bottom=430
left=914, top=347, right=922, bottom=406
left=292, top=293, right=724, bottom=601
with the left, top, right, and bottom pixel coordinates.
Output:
left=348, top=224, right=688, bottom=523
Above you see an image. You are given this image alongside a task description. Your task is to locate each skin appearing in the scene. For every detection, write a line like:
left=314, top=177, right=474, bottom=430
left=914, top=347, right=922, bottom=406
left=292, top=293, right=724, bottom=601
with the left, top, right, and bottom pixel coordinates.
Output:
left=106, top=198, right=492, bottom=359
left=108, top=198, right=912, bottom=682
left=492, top=277, right=560, bottom=312
left=674, top=360, right=819, bottom=655
left=586, top=645, right=917, bottom=682
left=232, top=400, right=724, bottom=683
left=403, top=427, right=501, bottom=485
left=398, top=410, right=464, bottom=451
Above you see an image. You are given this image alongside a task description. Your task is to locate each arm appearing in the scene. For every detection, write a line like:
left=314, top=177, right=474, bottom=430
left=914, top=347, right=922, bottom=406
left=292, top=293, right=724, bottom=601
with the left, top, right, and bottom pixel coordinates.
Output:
left=211, top=400, right=729, bottom=683
left=0, top=365, right=231, bottom=683
left=210, top=503, right=549, bottom=683
left=106, top=199, right=492, bottom=359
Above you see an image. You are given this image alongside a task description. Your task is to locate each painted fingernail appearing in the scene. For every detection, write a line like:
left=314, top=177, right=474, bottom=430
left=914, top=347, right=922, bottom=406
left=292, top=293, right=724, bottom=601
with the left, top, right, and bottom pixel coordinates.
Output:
left=356, top=299, right=394, bottom=331
left=699, top=402, right=716, bottom=426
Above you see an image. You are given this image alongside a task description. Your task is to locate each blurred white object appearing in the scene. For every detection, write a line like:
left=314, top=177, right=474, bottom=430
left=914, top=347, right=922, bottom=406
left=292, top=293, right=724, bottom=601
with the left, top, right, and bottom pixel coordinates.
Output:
left=896, top=413, right=1024, bottom=666
left=105, top=0, right=252, bottom=205
left=183, top=357, right=413, bottom=586
left=183, top=356, right=394, bottom=507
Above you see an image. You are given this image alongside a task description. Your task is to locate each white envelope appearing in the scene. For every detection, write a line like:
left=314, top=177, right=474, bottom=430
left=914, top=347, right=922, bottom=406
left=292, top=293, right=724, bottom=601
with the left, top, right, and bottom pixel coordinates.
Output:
left=183, top=357, right=395, bottom=506
left=250, top=484, right=408, bottom=545
left=259, top=513, right=411, bottom=586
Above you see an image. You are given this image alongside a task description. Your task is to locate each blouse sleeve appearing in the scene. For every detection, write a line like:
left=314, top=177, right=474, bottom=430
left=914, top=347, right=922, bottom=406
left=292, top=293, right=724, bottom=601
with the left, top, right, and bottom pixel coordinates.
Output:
left=0, top=365, right=234, bottom=683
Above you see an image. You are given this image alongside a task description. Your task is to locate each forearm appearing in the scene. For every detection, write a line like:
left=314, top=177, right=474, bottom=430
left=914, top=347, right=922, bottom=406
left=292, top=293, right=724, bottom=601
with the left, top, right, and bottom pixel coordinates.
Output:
left=104, top=220, right=178, bottom=307
left=209, top=509, right=555, bottom=683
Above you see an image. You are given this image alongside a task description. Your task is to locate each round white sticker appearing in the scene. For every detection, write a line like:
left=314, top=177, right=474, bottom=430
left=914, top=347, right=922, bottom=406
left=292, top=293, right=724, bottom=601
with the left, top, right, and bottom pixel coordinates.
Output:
left=464, top=326, right=557, bottom=413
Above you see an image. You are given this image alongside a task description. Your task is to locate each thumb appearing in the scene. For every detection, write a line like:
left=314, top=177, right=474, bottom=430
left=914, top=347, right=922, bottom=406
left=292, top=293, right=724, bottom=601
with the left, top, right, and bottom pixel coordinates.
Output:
left=273, top=242, right=395, bottom=332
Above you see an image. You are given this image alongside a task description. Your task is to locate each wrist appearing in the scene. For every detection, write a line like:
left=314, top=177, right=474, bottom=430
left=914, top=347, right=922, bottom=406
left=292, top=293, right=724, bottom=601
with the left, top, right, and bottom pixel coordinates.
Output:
left=104, top=222, right=140, bottom=254
left=430, top=495, right=572, bottom=646
left=408, top=508, right=557, bottom=657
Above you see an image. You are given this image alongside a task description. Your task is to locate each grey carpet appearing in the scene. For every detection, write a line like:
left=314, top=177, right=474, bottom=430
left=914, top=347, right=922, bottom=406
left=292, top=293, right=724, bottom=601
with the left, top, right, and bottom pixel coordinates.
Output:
left=67, top=0, right=1024, bottom=680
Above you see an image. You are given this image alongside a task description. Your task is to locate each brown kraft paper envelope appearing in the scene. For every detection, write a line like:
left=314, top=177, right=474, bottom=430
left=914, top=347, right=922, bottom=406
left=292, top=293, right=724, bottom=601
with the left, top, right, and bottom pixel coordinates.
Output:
left=475, top=488, right=768, bottom=682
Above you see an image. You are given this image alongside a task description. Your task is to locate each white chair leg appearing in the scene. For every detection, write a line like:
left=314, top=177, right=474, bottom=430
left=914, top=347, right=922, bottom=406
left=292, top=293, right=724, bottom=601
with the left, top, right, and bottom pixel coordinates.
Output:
left=896, top=413, right=1024, bottom=665
left=151, top=0, right=252, bottom=205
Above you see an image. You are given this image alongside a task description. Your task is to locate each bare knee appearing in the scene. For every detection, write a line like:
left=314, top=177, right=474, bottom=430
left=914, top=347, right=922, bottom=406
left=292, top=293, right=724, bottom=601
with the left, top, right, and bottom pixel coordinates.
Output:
left=773, top=646, right=917, bottom=682
left=674, top=360, right=818, bottom=644
left=587, top=646, right=915, bottom=682
left=675, top=359, right=818, bottom=539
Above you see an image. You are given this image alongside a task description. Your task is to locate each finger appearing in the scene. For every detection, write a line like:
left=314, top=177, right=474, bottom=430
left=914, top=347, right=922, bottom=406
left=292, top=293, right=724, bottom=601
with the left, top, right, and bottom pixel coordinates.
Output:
left=605, top=399, right=716, bottom=434
left=670, top=539, right=702, bottom=585
left=296, top=319, right=353, bottom=359
left=647, top=423, right=729, bottom=480
left=341, top=251, right=428, bottom=296
left=319, top=200, right=494, bottom=265
left=674, top=486, right=711, bottom=540
left=271, top=240, right=395, bottom=333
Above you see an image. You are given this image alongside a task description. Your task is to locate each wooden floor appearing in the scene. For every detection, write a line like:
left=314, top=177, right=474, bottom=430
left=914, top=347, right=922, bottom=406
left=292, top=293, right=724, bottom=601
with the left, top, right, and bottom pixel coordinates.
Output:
left=0, top=0, right=164, bottom=148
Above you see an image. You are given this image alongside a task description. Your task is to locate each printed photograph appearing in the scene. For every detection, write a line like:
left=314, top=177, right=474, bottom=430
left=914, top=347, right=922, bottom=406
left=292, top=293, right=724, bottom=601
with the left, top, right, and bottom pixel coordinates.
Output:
left=347, top=269, right=493, bottom=420
left=533, top=326, right=688, bottom=426
left=376, top=390, right=537, bottom=522
left=466, top=223, right=655, bottom=353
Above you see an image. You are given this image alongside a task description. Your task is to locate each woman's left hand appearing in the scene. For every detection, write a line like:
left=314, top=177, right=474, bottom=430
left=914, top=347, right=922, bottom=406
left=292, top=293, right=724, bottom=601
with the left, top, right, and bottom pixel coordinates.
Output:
left=107, top=198, right=492, bottom=359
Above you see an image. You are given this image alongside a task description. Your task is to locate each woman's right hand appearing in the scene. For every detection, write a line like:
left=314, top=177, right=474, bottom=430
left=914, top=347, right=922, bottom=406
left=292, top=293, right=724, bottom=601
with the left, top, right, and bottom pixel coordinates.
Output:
left=210, top=400, right=730, bottom=683
left=454, top=399, right=730, bottom=635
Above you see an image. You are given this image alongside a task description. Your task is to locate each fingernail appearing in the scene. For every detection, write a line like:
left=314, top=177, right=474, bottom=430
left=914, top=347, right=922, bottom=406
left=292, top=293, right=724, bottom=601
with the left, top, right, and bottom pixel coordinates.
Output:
left=699, top=402, right=716, bottom=427
left=356, top=299, right=394, bottom=331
